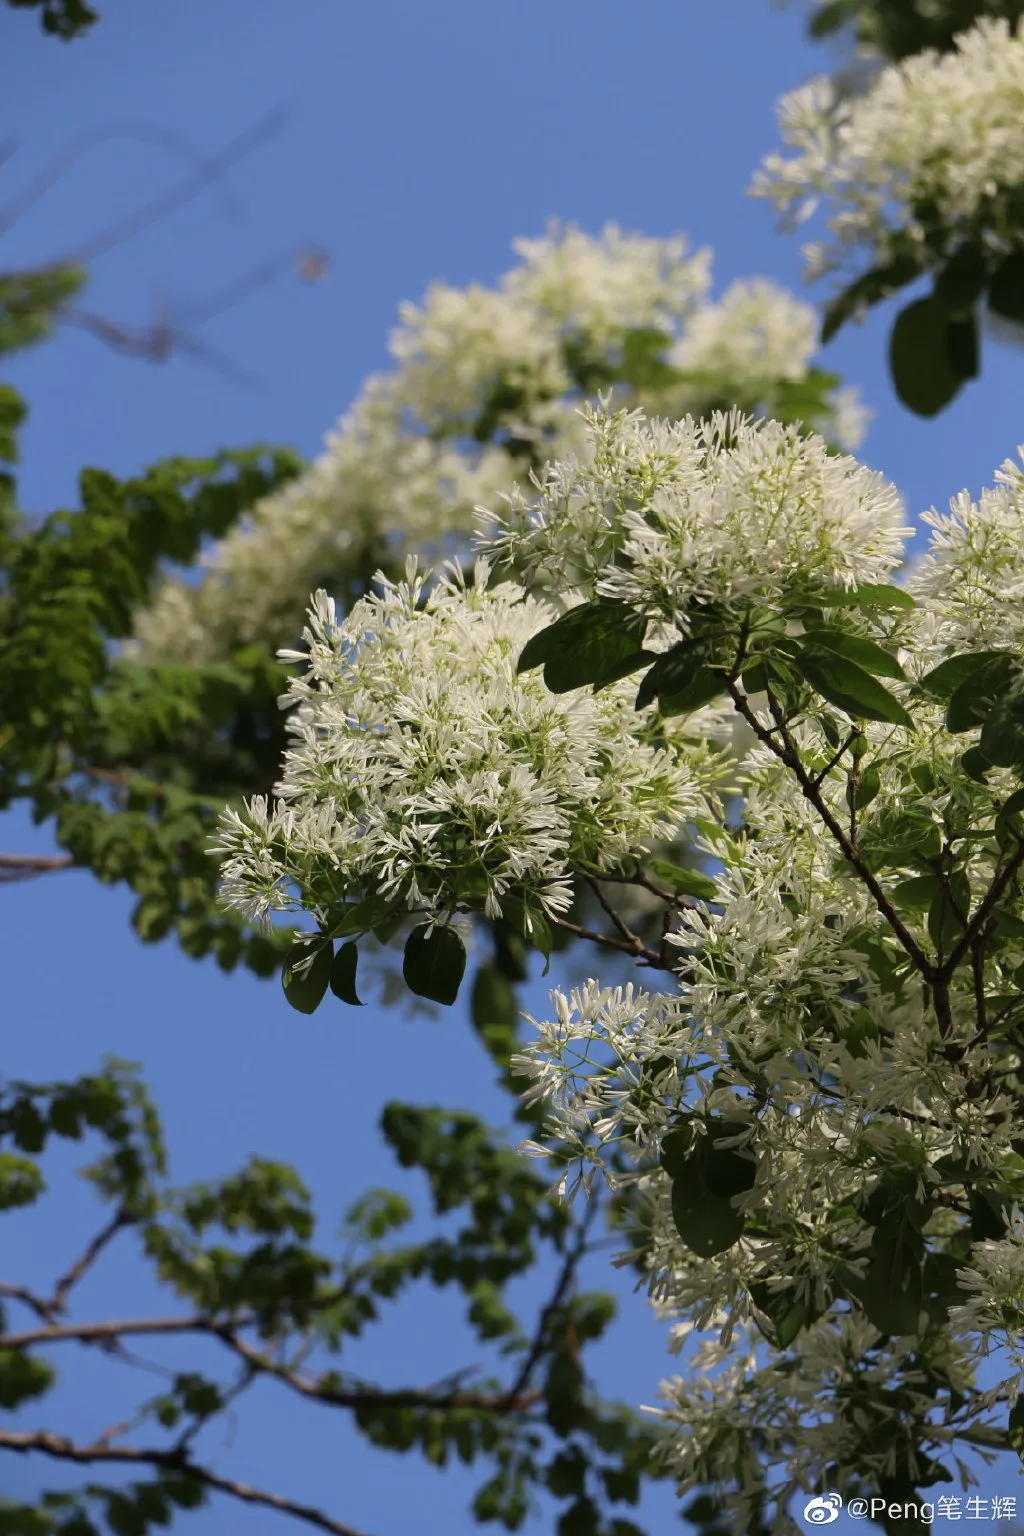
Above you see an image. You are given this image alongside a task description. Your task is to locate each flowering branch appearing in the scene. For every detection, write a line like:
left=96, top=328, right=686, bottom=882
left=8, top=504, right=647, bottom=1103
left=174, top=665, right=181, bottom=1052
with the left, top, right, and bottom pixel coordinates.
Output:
left=727, top=680, right=935, bottom=978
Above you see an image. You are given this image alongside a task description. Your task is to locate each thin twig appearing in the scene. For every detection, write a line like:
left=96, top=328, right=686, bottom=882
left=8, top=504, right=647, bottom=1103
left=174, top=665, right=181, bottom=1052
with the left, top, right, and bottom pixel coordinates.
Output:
left=501, top=1198, right=600, bottom=1409
left=0, top=1281, right=56, bottom=1323
left=65, top=110, right=288, bottom=267
left=0, top=853, right=74, bottom=879
left=0, top=1314, right=539, bottom=1414
left=218, top=1331, right=539, bottom=1413
left=0, top=120, right=242, bottom=238
left=549, top=913, right=665, bottom=969
left=0, top=1429, right=370, bottom=1536
left=938, top=838, right=1024, bottom=981
left=50, top=1209, right=132, bottom=1314
left=727, top=682, right=934, bottom=978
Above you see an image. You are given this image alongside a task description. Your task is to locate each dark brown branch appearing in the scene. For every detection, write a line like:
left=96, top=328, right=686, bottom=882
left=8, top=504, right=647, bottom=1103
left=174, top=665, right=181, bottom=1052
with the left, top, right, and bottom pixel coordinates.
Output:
left=218, top=1331, right=539, bottom=1414
left=501, top=1198, right=599, bottom=1409
left=810, top=729, right=860, bottom=790
left=727, top=682, right=934, bottom=978
left=0, top=1315, right=217, bottom=1351
left=0, top=1281, right=56, bottom=1322
left=64, top=110, right=288, bottom=267
left=0, top=1428, right=370, bottom=1536
left=50, top=1209, right=132, bottom=1314
left=0, top=120, right=242, bottom=239
left=0, top=1312, right=540, bottom=1415
left=0, top=852, right=74, bottom=880
left=549, top=912, right=666, bottom=968
left=938, top=837, right=1024, bottom=981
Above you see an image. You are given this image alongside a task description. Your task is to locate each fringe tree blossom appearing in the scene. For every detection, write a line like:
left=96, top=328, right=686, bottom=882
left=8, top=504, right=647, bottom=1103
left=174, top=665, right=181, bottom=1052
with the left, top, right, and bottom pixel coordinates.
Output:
left=213, top=558, right=731, bottom=935
left=132, top=227, right=863, bottom=665
left=478, top=402, right=906, bottom=605
left=215, top=403, right=1024, bottom=1520
left=753, top=18, right=1024, bottom=281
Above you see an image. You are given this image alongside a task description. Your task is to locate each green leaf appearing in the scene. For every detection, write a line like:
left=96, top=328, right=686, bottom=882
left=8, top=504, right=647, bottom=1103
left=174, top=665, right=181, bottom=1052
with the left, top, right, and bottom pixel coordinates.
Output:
left=0, top=1349, right=54, bottom=1408
left=821, top=254, right=922, bottom=343
left=329, top=894, right=395, bottom=938
left=802, top=626, right=904, bottom=679
left=889, top=296, right=965, bottom=417
left=795, top=643, right=912, bottom=727
left=849, top=1246, right=924, bottom=1336
left=281, top=938, right=333, bottom=1015
left=960, top=745, right=991, bottom=783
left=980, top=691, right=1024, bottom=768
left=1008, top=1396, right=1024, bottom=1459
left=890, top=874, right=940, bottom=913
left=0, top=1152, right=44, bottom=1209
left=920, top=649, right=1013, bottom=705
left=806, top=583, right=915, bottom=612
left=658, top=667, right=729, bottom=717
left=854, top=763, right=881, bottom=808
left=517, top=601, right=648, bottom=694
left=946, top=312, right=979, bottom=381
left=647, top=858, right=718, bottom=900
left=934, top=244, right=987, bottom=316
left=659, top=1125, right=694, bottom=1178
left=670, top=1173, right=745, bottom=1257
left=329, top=942, right=364, bottom=1006
left=988, top=251, right=1024, bottom=325
left=927, top=870, right=971, bottom=956
left=634, top=640, right=707, bottom=711
left=403, top=924, right=466, bottom=1005
left=969, top=1188, right=1007, bottom=1241
left=471, top=962, right=519, bottom=1064
left=701, top=1127, right=757, bottom=1200
left=749, top=1281, right=811, bottom=1348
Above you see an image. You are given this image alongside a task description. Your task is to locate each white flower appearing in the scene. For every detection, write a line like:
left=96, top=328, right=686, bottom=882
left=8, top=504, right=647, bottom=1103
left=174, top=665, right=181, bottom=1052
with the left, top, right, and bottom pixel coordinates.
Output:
left=213, top=561, right=725, bottom=932
left=477, top=402, right=907, bottom=611
left=754, top=18, right=1024, bottom=278
left=131, top=229, right=863, bottom=665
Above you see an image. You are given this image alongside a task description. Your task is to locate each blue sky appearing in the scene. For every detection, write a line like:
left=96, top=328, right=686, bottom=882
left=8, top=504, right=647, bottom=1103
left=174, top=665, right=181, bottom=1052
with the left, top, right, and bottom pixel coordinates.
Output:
left=2, top=2, right=1023, bottom=1532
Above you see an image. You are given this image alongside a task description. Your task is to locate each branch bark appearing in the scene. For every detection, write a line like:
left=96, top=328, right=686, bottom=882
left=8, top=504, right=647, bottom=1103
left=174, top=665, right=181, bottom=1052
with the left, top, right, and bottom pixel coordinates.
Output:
left=0, top=1428, right=370, bottom=1536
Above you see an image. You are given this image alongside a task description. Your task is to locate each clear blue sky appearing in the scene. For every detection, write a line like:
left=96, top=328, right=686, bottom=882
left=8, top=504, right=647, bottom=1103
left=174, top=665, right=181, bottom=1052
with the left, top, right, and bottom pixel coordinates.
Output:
left=2, top=2, right=1023, bottom=1533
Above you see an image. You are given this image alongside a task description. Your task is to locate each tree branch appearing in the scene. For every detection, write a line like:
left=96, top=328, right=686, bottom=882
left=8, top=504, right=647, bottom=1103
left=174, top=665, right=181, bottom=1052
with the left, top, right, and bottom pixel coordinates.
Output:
left=0, top=852, right=74, bottom=880
left=937, top=837, right=1024, bottom=981
left=501, top=1197, right=599, bottom=1408
left=50, top=1209, right=132, bottom=1314
left=0, top=1428, right=370, bottom=1536
left=726, top=682, right=934, bottom=978
left=549, top=914, right=665, bottom=969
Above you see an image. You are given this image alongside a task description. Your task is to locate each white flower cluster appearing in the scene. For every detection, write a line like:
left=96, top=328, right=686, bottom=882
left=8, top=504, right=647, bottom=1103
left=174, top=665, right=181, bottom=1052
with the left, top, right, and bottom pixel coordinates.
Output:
left=132, top=226, right=864, bottom=665
left=213, top=403, right=1024, bottom=1513
left=478, top=402, right=907, bottom=612
left=753, top=17, right=1024, bottom=279
left=904, top=449, right=1024, bottom=661
left=213, top=558, right=730, bottom=933
left=465, top=408, right=1024, bottom=1511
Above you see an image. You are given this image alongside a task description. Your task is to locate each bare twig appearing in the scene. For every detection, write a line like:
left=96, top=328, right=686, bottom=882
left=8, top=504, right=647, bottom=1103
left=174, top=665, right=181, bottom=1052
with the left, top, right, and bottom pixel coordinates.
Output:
left=0, top=120, right=245, bottom=238
left=727, top=682, right=934, bottom=978
left=501, top=1197, right=600, bottom=1409
left=218, top=1331, right=539, bottom=1414
left=63, top=110, right=288, bottom=267
left=0, top=1281, right=56, bottom=1323
left=50, top=1209, right=132, bottom=1314
left=0, top=853, right=74, bottom=880
left=0, top=1428, right=370, bottom=1536
left=0, top=1315, right=223, bottom=1352
left=938, top=838, right=1024, bottom=981
left=0, top=1312, right=540, bottom=1414
left=549, top=912, right=665, bottom=968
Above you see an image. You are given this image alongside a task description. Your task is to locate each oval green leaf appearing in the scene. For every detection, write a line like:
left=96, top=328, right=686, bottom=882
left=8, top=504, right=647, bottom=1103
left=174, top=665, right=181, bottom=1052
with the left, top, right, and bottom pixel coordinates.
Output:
left=403, top=923, right=467, bottom=1006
